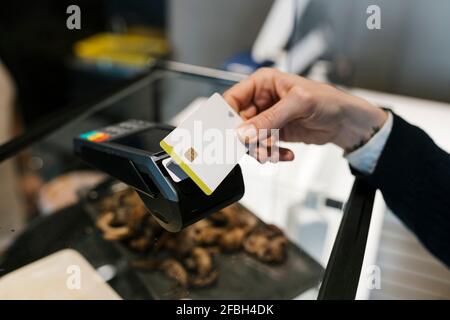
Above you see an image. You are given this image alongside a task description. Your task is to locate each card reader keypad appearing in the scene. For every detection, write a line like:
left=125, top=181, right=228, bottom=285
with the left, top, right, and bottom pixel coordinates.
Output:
left=80, top=120, right=153, bottom=142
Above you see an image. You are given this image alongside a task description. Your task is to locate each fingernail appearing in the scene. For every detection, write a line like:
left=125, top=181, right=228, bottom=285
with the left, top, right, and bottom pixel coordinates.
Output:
left=236, top=124, right=257, bottom=144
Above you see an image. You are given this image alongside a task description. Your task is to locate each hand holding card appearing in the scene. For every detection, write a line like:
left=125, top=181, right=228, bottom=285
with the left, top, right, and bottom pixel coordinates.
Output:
left=160, top=93, right=248, bottom=195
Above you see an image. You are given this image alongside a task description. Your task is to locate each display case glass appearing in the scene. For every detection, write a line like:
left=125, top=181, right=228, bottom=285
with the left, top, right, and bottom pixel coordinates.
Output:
left=0, top=61, right=375, bottom=300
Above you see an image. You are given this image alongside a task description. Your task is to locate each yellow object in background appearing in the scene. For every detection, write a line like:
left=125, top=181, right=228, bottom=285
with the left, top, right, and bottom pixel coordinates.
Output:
left=74, top=29, right=169, bottom=68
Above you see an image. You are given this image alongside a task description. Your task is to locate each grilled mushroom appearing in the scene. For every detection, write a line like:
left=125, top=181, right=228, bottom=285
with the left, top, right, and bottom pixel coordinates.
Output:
left=189, top=269, right=219, bottom=288
left=218, top=227, right=246, bottom=252
left=243, top=225, right=288, bottom=263
left=161, top=259, right=189, bottom=288
left=96, top=211, right=132, bottom=241
left=97, top=194, right=290, bottom=288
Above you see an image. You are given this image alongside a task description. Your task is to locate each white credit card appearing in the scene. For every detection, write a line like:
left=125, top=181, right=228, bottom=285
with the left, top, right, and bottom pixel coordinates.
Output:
left=160, top=93, right=247, bottom=195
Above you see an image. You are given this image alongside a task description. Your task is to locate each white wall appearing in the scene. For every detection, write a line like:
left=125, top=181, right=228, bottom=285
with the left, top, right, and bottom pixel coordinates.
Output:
left=168, top=0, right=273, bottom=67
left=322, top=0, right=450, bottom=103
left=168, top=0, right=450, bottom=103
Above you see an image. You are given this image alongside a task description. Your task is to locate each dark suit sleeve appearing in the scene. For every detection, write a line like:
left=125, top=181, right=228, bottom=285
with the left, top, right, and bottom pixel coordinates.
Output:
left=352, top=113, right=450, bottom=267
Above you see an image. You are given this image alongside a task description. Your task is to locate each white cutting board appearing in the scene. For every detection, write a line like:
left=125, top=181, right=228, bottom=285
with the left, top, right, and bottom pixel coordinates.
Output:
left=0, top=249, right=121, bottom=300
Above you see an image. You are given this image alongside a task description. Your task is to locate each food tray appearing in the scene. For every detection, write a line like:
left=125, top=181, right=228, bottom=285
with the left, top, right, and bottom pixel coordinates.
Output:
left=80, top=179, right=324, bottom=299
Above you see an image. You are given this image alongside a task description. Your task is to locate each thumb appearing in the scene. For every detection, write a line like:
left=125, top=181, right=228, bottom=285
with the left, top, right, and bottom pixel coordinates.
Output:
left=237, top=89, right=306, bottom=143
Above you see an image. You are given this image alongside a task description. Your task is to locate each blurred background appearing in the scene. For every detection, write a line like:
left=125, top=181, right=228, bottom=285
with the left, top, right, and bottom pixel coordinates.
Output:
left=1, top=0, right=450, bottom=128
left=0, top=0, right=449, bottom=300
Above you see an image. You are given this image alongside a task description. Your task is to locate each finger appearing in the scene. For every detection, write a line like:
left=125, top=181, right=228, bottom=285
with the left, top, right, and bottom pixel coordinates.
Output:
left=260, top=139, right=292, bottom=163
left=245, top=137, right=276, bottom=163
left=247, top=143, right=269, bottom=164
left=279, top=148, right=295, bottom=161
left=254, top=146, right=294, bottom=163
left=254, top=146, right=269, bottom=164
left=260, top=134, right=277, bottom=147
left=268, top=149, right=280, bottom=163
left=251, top=87, right=312, bottom=129
left=236, top=87, right=314, bottom=144
left=224, top=68, right=282, bottom=112
left=237, top=120, right=275, bottom=146
left=239, top=105, right=258, bottom=120
left=236, top=95, right=296, bottom=144
left=223, top=77, right=255, bottom=112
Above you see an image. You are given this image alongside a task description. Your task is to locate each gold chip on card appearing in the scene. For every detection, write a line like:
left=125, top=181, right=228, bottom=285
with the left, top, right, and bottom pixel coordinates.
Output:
left=184, top=147, right=198, bottom=162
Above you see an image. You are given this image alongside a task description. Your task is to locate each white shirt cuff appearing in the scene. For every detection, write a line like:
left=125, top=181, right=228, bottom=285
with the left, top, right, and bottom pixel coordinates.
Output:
left=346, top=112, right=393, bottom=175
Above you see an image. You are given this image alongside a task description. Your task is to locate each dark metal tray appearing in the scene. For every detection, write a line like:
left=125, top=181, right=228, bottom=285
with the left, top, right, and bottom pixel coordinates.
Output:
left=80, top=179, right=324, bottom=299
